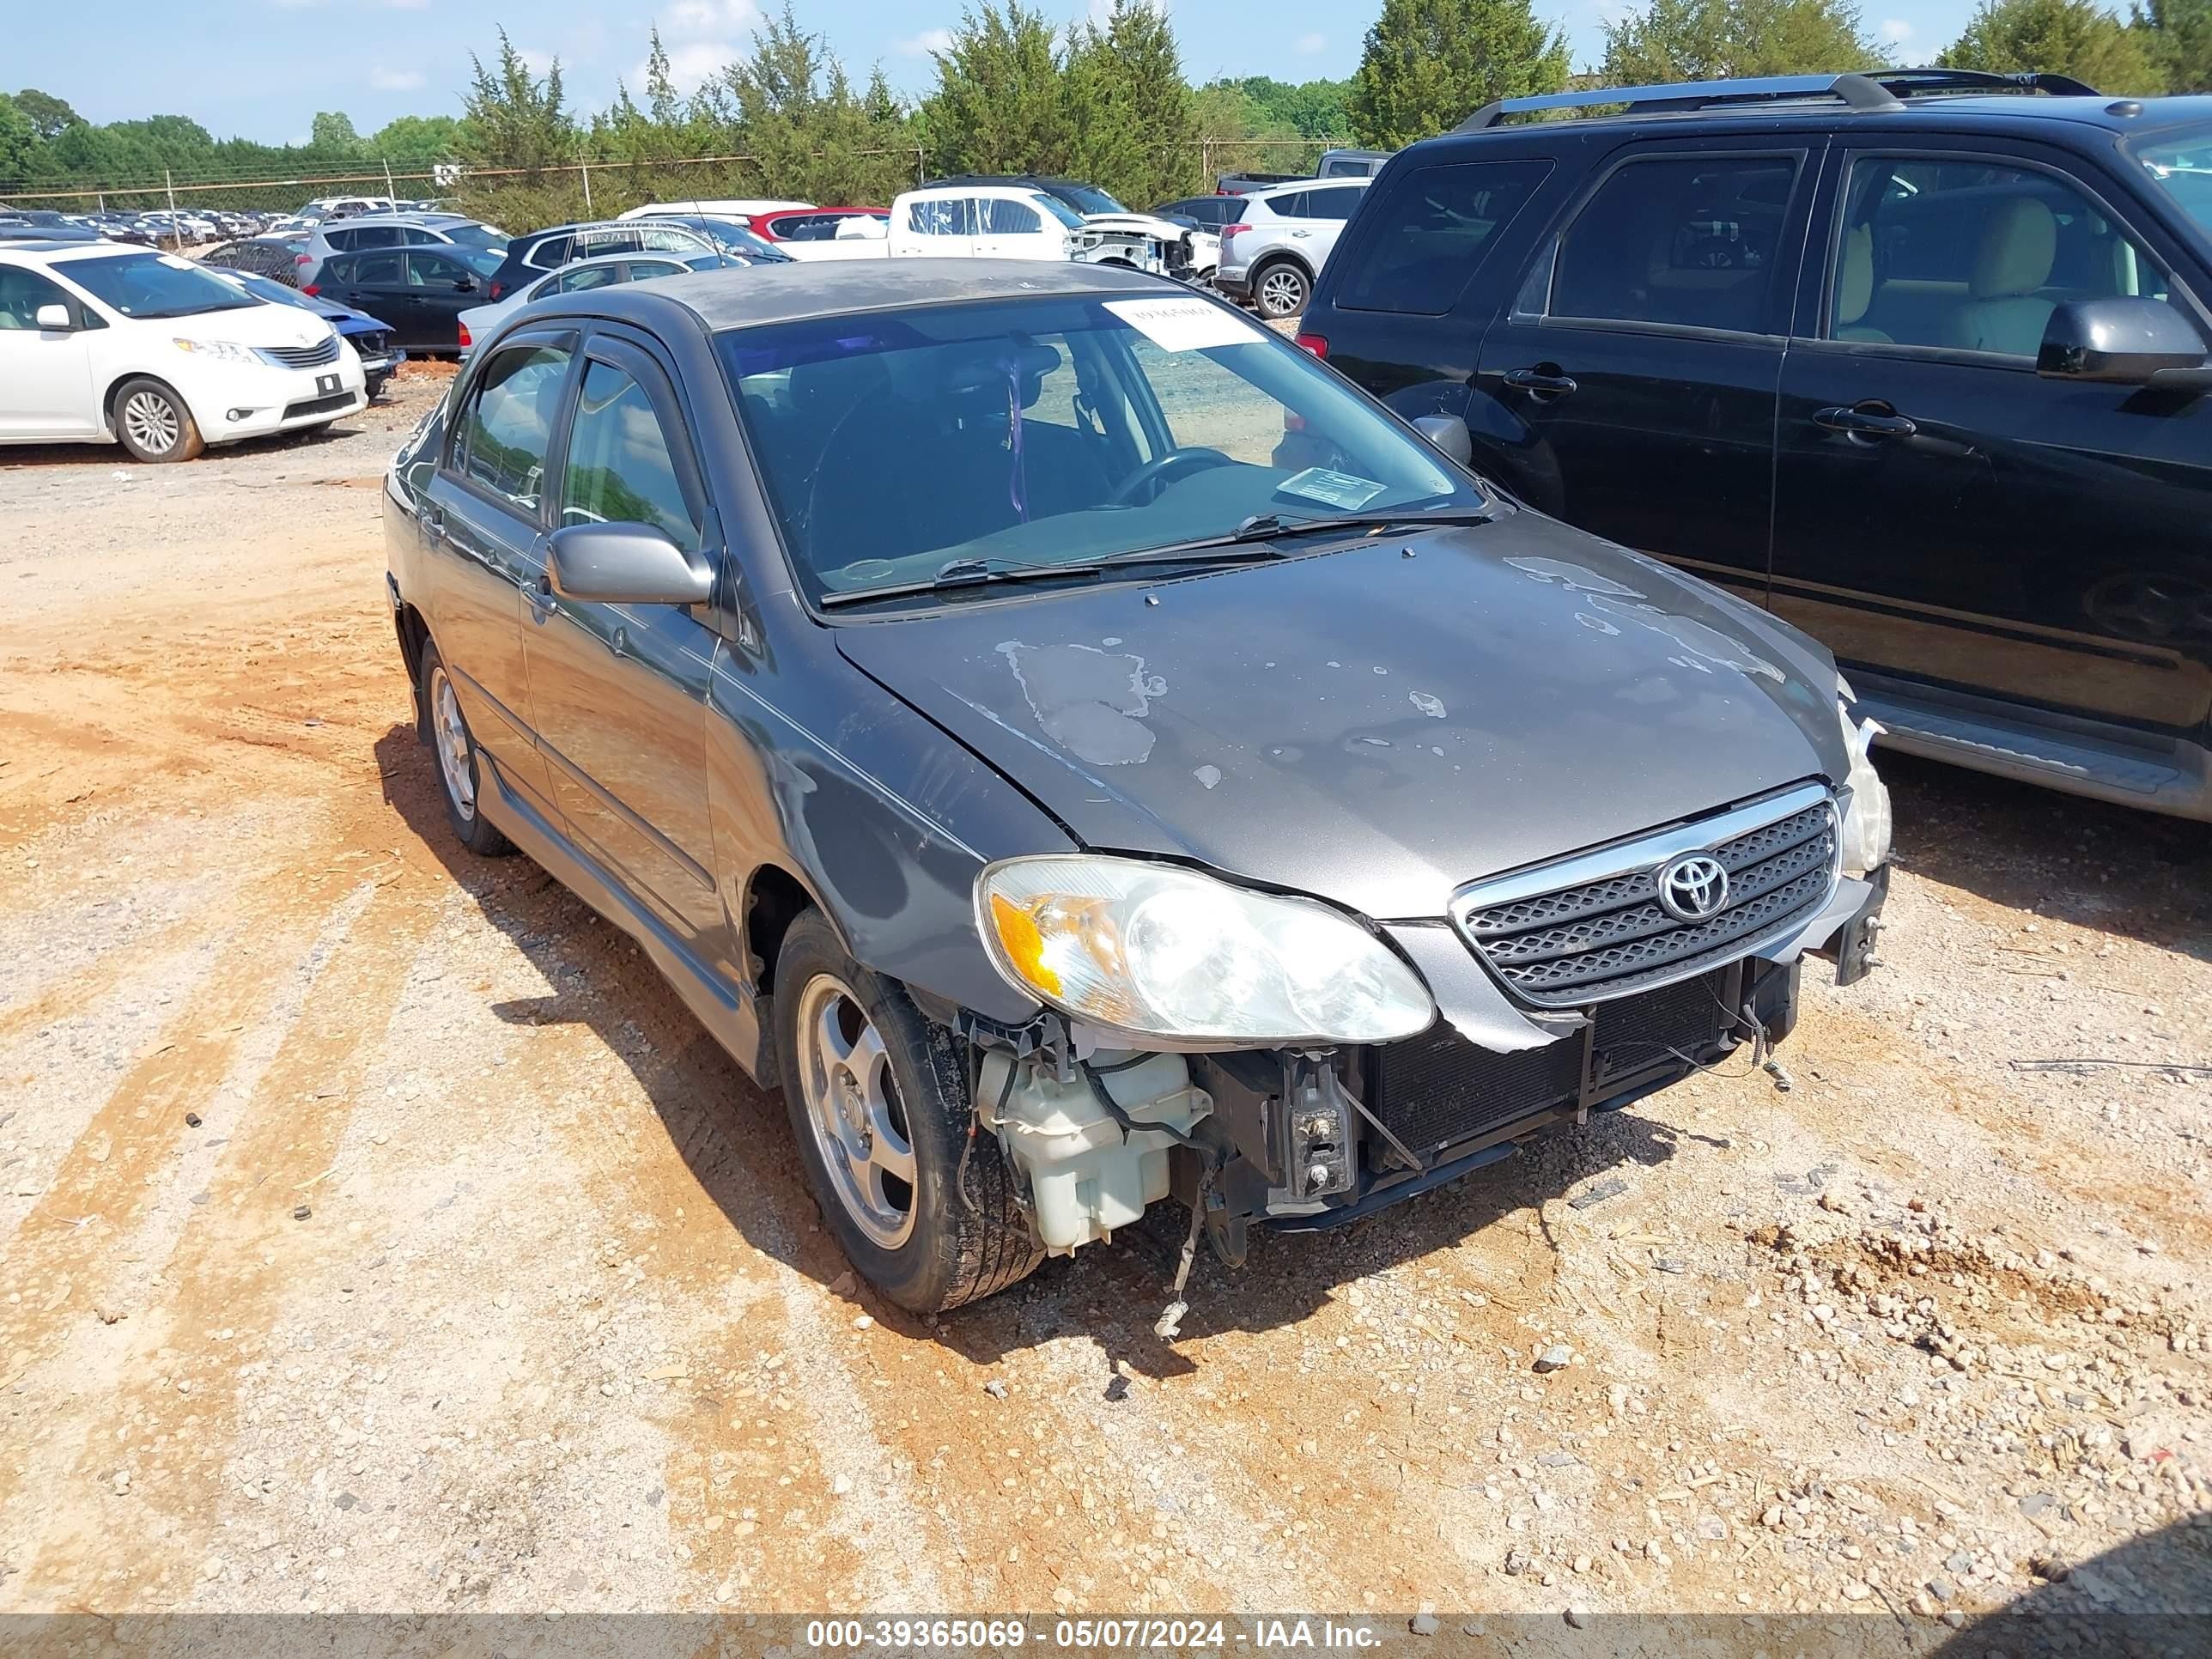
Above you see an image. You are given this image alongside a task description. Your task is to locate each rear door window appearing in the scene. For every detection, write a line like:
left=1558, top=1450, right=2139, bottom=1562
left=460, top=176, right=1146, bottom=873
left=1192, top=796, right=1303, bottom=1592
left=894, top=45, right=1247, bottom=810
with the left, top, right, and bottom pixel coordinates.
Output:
left=456, top=342, right=573, bottom=514
left=349, top=252, right=404, bottom=286
left=1339, top=160, right=1552, bottom=313
left=1301, top=186, right=1366, bottom=222
left=985, top=198, right=1042, bottom=235
left=1549, top=155, right=1802, bottom=333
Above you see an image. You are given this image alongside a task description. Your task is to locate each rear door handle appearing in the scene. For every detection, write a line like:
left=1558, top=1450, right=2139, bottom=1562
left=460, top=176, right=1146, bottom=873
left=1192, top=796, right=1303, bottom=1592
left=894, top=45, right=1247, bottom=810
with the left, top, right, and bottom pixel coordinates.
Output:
left=1814, top=404, right=1916, bottom=439
left=1501, top=368, right=1577, bottom=397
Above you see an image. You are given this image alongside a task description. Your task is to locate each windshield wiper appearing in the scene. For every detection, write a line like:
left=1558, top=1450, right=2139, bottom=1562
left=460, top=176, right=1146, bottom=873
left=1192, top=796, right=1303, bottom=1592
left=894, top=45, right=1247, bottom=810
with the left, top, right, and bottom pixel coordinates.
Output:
left=817, top=556, right=1106, bottom=610
left=1103, top=507, right=1498, bottom=568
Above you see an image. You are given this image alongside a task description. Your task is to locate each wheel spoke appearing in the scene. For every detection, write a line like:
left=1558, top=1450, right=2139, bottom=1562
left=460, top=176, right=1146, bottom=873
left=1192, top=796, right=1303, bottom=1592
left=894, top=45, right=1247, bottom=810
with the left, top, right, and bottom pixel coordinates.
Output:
left=816, top=999, right=856, bottom=1067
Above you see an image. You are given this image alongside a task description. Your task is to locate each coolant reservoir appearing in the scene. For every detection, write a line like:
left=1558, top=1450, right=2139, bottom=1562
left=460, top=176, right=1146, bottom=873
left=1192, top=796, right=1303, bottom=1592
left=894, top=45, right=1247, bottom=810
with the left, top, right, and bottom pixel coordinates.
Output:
left=976, top=1049, right=1211, bottom=1255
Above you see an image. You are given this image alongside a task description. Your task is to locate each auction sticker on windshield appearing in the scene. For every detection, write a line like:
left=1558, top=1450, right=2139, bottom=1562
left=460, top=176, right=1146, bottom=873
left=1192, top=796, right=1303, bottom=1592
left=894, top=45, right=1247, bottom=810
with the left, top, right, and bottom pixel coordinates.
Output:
left=1104, top=295, right=1262, bottom=352
left=1277, top=466, right=1386, bottom=510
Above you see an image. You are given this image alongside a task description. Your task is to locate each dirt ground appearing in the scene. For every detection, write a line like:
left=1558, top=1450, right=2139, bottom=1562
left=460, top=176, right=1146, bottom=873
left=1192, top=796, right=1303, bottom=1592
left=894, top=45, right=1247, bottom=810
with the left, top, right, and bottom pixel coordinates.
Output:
left=2, top=366, right=2209, bottom=1631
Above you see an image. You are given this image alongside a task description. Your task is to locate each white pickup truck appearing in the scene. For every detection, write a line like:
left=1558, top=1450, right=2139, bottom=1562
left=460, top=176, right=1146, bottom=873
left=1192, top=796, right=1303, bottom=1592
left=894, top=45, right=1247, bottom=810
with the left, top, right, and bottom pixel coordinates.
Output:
left=783, top=182, right=1217, bottom=283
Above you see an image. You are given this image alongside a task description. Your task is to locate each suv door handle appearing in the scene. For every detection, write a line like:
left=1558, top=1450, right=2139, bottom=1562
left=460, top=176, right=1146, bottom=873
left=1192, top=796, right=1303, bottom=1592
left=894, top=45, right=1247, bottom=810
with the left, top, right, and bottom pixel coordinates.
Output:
left=422, top=503, right=446, bottom=538
left=526, top=570, right=556, bottom=624
left=1501, top=368, right=1577, bottom=397
left=1814, top=404, right=1916, bottom=440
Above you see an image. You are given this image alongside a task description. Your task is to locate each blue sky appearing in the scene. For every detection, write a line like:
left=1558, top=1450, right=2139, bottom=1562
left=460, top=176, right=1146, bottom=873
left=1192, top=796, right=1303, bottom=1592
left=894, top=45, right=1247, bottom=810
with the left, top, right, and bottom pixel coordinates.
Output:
left=15, top=0, right=1992, bottom=146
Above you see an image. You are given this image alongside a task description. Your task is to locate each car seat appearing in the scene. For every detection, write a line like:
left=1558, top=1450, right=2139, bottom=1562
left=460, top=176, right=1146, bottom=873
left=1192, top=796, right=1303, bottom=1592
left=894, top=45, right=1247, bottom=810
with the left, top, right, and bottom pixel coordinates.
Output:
left=1942, top=198, right=2057, bottom=357
left=1832, top=224, right=1892, bottom=343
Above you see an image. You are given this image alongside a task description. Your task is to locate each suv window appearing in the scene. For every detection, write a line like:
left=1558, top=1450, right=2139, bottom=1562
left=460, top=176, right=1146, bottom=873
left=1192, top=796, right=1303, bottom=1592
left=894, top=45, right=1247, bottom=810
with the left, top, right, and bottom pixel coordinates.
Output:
left=1300, top=186, right=1366, bottom=222
left=322, top=228, right=360, bottom=252
left=559, top=358, right=702, bottom=551
left=406, top=249, right=465, bottom=287
left=1340, top=160, right=1551, bottom=314
left=1263, top=190, right=1308, bottom=220
left=1552, top=155, right=1798, bottom=332
left=985, top=198, right=1042, bottom=235
left=529, top=234, right=574, bottom=270
left=458, top=343, right=570, bottom=513
left=1830, top=156, right=2178, bottom=358
left=349, top=251, right=404, bottom=285
left=553, top=263, right=619, bottom=295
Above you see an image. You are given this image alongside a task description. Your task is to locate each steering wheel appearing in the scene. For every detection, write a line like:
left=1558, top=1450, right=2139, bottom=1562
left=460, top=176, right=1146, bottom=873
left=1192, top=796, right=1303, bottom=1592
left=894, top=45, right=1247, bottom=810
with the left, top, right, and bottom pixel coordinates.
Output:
left=1109, top=447, right=1235, bottom=507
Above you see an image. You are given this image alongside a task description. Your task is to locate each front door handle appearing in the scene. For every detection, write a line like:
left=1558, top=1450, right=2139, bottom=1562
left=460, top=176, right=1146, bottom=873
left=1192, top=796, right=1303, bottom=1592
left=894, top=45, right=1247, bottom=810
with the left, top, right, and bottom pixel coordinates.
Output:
left=526, top=571, right=556, bottom=624
left=1501, top=367, right=1577, bottom=397
left=422, top=503, right=446, bottom=539
left=1814, top=404, right=1916, bottom=440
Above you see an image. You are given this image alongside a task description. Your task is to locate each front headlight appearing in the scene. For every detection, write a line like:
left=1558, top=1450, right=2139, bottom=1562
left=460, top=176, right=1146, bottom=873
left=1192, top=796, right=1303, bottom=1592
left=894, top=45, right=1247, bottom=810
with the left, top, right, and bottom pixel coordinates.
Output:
left=976, top=855, right=1436, bottom=1045
left=1835, top=682, right=1892, bottom=878
left=172, top=337, right=257, bottom=365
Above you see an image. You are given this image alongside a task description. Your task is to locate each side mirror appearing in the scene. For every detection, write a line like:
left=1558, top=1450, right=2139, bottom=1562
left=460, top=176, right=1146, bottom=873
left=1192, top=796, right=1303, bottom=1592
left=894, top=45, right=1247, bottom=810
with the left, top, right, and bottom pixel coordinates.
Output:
left=1412, top=413, right=1474, bottom=467
left=546, top=522, right=713, bottom=605
left=2038, top=296, right=2212, bottom=389
left=33, top=303, right=72, bottom=331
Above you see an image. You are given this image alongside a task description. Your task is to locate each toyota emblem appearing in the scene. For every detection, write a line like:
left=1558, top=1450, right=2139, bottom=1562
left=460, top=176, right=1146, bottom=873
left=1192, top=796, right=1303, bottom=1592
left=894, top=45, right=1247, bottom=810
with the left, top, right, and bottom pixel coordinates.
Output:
left=1657, top=853, right=1730, bottom=922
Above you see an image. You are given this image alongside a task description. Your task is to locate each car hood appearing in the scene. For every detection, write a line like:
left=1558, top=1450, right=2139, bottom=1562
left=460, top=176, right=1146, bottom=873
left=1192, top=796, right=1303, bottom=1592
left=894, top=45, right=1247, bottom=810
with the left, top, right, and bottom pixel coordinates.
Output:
left=836, top=510, right=1848, bottom=922
left=1082, top=212, right=1216, bottom=245
left=176, top=301, right=337, bottom=351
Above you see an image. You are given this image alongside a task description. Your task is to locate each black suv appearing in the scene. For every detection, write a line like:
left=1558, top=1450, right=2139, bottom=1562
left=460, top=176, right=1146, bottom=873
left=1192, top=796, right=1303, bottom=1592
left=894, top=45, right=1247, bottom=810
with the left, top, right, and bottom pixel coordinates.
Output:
left=1304, top=70, right=2212, bottom=821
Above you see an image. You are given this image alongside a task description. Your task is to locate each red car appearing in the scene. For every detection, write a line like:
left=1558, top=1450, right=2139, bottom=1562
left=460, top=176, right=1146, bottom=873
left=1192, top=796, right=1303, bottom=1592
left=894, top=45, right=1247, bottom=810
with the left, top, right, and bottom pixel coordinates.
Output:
left=744, top=207, right=890, bottom=244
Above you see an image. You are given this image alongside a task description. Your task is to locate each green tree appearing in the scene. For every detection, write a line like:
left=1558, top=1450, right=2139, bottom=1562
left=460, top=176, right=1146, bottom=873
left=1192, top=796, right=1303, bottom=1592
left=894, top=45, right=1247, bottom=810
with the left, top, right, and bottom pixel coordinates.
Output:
left=1220, top=76, right=1355, bottom=137
left=696, top=6, right=915, bottom=205
left=1600, top=0, right=1882, bottom=82
left=371, top=114, right=468, bottom=170
left=1939, top=0, right=2168, bottom=92
left=0, top=94, right=40, bottom=185
left=1349, top=0, right=1571, bottom=148
left=13, top=88, right=81, bottom=143
left=1064, top=0, right=1203, bottom=205
left=920, top=2, right=1069, bottom=176
left=2133, top=0, right=2212, bottom=88
left=460, top=29, right=576, bottom=173
left=307, top=110, right=368, bottom=161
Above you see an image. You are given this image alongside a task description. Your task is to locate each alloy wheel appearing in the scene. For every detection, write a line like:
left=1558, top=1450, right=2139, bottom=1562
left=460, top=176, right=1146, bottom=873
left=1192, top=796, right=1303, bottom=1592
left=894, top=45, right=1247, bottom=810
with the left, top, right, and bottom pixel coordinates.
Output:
left=122, top=389, right=181, bottom=456
left=1258, top=266, right=1307, bottom=317
left=793, top=972, right=917, bottom=1249
left=429, top=666, right=476, bottom=821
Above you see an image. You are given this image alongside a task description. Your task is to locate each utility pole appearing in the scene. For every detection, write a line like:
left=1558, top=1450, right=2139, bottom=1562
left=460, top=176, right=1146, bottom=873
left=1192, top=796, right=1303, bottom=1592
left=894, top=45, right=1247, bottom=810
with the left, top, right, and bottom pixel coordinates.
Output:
left=382, top=157, right=397, bottom=204
left=165, top=168, right=179, bottom=246
left=580, top=161, right=592, bottom=215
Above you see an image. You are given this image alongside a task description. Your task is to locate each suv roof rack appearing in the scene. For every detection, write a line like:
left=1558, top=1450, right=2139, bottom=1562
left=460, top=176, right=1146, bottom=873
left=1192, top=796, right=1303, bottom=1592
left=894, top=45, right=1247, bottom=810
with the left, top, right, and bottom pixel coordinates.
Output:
left=1455, top=67, right=2101, bottom=132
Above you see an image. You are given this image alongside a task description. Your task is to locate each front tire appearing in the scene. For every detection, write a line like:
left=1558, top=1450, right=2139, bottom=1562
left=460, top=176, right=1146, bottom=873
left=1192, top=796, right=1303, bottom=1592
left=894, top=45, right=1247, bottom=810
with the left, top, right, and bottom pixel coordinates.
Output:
left=1252, top=258, right=1310, bottom=319
left=112, top=378, right=204, bottom=463
left=417, top=640, right=515, bottom=857
left=776, top=911, right=1042, bottom=1313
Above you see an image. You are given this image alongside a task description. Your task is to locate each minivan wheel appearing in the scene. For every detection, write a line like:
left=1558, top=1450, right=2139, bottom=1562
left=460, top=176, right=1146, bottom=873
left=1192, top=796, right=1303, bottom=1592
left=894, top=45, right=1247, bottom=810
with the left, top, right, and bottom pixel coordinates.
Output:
left=776, top=911, right=1043, bottom=1313
left=417, top=641, right=515, bottom=857
left=112, top=378, right=204, bottom=464
left=1253, top=259, right=1310, bottom=319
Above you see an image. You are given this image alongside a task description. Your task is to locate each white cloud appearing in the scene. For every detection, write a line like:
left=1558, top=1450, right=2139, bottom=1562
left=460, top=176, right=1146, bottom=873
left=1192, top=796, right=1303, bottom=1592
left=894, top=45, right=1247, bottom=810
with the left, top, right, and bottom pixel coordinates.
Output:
left=517, top=46, right=557, bottom=77
left=1293, top=31, right=1325, bottom=54
left=896, top=27, right=954, bottom=57
left=665, top=0, right=758, bottom=34
left=379, top=0, right=430, bottom=9
left=371, top=67, right=428, bottom=91
left=640, top=40, right=736, bottom=94
left=1878, top=16, right=1913, bottom=43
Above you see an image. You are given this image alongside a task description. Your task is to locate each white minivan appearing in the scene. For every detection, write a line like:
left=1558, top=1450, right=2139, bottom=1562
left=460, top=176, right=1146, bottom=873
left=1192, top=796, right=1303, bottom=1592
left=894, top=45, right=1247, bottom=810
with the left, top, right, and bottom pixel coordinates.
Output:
left=0, top=240, right=367, bottom=461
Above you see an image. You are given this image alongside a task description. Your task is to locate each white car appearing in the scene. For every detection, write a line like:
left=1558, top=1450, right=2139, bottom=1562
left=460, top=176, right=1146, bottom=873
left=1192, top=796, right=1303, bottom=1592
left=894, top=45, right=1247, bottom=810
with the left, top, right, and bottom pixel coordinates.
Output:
left=616, top=198, right=810, bottom=221
left=1215, top=177, right=1374, bottom=319
left=456, top=250, right=709, bottom=357
left=0, top=240, right=366, bottom=461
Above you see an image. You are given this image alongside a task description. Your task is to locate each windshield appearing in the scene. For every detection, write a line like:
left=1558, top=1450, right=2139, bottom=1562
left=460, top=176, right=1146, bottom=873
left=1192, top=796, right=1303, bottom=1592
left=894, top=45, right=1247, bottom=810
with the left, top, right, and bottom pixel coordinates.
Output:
left=440, top=222, right=507, bottom=248
left=55, top=250, right=258, bottom=319
left=1060, top=184, right=1126, bottom=216
left=217, top=269, right=314, bottom=311
left=453, top=246, right=505, bottom=276
left=2138, top=124, right=2212, bottom=235
left=1030, top=193, right=1085, bottom=230
left=720, top=294, right=1481, bottom=608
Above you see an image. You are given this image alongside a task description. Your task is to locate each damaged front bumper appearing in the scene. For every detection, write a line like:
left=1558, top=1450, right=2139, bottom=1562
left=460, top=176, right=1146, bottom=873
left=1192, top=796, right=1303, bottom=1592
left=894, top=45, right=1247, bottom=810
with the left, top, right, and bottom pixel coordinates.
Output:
left=960, top=860, right=1888, bottom=1266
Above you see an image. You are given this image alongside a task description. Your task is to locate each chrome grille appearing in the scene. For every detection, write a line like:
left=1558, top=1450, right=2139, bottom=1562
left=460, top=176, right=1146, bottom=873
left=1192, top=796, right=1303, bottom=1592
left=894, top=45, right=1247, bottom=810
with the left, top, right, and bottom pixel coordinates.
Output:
left=1452, top=787, right=1837, bottom=1007
left=256, top=336, right=339, bottom=369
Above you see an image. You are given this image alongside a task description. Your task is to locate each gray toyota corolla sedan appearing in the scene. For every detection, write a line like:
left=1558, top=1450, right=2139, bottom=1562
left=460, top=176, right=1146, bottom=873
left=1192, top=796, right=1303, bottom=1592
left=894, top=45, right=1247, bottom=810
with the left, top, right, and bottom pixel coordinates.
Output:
left=383, top=260, right=1893, bottom=1316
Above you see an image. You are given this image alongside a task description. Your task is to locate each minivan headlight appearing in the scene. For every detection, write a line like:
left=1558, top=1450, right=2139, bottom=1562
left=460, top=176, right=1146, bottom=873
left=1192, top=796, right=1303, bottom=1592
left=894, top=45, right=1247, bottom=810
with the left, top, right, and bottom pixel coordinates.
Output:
left=976, top=856, right=1435, bottom=1045
left=1835, top=679, right=1893, bottom=877
left=173, top=337, right=257, bottom=365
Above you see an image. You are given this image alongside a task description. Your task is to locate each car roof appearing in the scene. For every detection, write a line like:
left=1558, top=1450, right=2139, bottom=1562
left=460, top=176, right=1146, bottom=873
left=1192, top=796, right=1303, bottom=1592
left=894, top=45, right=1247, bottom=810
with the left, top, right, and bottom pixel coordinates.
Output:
left=1252, top=177, right=1372, bottom=200
left=527, top=256, right=1175, bottom=335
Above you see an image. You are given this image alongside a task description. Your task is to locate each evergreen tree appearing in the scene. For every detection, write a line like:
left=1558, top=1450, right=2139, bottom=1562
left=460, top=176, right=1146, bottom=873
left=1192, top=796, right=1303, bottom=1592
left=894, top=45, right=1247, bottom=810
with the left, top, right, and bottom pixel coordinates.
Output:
left=2132, top=0, right=2212, bottom=88
left=1065, top=0, right=1203, bottom=206
left=460, top=30, right=575, bottom=173
left=1350, top=0, right=1571, bottom=148
left=1600, top=0, right=1882, bottom=82
left=921, top=3, right=1069, bottom=177
left=1940, top=0, right=2167, bottom=93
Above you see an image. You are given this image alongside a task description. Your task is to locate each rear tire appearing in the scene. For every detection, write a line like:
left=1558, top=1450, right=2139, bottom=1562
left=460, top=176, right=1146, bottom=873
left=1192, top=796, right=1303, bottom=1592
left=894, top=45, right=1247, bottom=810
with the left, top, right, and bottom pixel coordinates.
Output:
left=1252, top=258, right=1310, bottom=319
left=417, top=639, right=516, bottom=857
left=776, top=910, right=1042, bottom=1313
left=112, top=378, right=204, bottom=463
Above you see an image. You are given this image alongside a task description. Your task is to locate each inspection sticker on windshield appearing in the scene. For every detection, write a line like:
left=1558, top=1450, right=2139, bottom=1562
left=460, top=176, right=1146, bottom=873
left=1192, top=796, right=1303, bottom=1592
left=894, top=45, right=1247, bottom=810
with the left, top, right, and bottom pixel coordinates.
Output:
left=1103, top=296, right=1262, bottom=352
left=1277, top=467, right=1387, bottom=511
